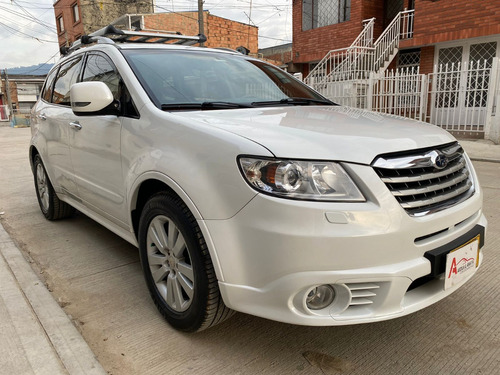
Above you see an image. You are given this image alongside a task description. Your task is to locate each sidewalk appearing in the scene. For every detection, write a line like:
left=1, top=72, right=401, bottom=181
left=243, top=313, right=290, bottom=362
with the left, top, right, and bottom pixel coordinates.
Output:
left=0, top=222, right=106, bottom=375
left=460, top=139, right=500, bottom=163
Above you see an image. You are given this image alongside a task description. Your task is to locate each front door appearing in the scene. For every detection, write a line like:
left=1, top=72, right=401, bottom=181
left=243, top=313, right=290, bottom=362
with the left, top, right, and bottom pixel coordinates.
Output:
left=384, top=0, right=404, bottom=27
left=69, top=52, right=127, bottom=227
left=432, top=41, right=498, bottom=132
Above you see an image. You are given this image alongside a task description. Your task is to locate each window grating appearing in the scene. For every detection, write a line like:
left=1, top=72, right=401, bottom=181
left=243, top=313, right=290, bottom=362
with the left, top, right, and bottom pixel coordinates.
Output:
left=467, top=42, right=497, bottom=107
left=398, top=49, right=420, bottom=68
left=302, top=0, right=351, bottom=31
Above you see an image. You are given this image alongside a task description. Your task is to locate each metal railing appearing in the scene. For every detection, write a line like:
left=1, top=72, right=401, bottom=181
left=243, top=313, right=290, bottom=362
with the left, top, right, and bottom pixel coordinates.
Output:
left=305, top=10, right=415, bottom=91
left=304, top=18, right=375, bottom=87
left=321, top=59, right=500, bottom=138
left=429, top=60, right=494, bottom=134
left=374, top=10, right=414, bottom=71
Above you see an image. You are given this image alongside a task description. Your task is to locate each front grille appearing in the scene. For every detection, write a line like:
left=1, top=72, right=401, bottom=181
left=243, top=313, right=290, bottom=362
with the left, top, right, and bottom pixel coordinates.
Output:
left=373, top=142, right=474, bottom=217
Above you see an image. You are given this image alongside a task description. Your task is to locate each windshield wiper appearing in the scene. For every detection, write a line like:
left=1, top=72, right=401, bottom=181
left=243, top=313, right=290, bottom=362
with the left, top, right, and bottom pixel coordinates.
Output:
left=251, top=97, right=336, bottom=107
left=161, top=101, right=254, bottom=111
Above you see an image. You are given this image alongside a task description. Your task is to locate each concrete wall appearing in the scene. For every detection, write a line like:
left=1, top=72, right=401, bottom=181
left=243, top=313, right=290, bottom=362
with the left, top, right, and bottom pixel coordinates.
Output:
left=54, top=0, right=154, bottom=47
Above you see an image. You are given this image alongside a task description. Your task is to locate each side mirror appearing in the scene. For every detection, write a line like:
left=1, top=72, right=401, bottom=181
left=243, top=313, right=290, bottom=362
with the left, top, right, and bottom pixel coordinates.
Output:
left=71, top=82, right=116, bottom=115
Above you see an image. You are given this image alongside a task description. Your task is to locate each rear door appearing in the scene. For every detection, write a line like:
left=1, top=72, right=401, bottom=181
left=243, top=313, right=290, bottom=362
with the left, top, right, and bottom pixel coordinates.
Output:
left=32, top=56, right=83, bottom=197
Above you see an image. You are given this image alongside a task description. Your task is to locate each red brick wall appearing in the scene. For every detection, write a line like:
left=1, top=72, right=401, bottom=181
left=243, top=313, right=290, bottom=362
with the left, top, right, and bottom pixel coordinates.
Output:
left=54, top=0, right=84, bottom=48
left=206, top=14, right=258, bottom=53
left=293, top=0, right=364, bottom=64
left=418, top=46, right=435, bottom=75
left=144, top=12, right=258, bottom=53
left=362, top=0, right=385, bottom=39
left=400, top=0, right=500, bottom=48
left=293, top=1, right=388, bottom=66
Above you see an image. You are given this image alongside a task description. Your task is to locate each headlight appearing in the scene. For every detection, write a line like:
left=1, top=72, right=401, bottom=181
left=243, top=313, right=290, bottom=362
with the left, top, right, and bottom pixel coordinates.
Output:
left=238, top=157, right=365, bottom=201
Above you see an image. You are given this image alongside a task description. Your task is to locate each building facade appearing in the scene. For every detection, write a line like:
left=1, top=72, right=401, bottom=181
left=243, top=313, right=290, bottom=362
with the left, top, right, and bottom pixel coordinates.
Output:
left=1, top=73, right=45, bottom=123
left=293, top=0, right=500, bottom=76
left=292, top=0, right=500, bottom=141
left=53, top=0, right=154, bottom=48
left=113, top=12, right=258, bottom=53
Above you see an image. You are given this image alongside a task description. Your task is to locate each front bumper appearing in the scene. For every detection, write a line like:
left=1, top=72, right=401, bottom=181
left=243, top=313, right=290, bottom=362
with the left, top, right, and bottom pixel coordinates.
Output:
left=202, top=163, right=487, bottom=326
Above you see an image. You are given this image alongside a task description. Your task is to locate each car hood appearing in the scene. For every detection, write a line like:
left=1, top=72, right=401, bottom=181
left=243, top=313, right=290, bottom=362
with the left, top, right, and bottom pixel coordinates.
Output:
left=172, top=106, right=456, bottom=165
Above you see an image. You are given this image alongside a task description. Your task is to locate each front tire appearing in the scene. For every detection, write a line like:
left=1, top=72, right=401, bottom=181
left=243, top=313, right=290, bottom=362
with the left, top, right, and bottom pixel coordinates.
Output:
left=33, top=154, right=75, bottom=220
left=138, top=192, right=233, bottom=332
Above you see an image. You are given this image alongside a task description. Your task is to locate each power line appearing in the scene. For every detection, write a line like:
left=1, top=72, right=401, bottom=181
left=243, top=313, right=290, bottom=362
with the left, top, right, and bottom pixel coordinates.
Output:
left=0, top=20, right=58, bottom=43
left=11, top=0, right=56, bottom=33
left=0, top=5, right=56, bottom=33
left=153, top=4, right=291, bottom=44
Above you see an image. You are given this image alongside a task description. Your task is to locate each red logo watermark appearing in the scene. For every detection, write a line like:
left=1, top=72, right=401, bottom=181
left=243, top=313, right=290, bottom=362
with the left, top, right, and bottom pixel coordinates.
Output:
left=448, top=257, right=475, bottom=279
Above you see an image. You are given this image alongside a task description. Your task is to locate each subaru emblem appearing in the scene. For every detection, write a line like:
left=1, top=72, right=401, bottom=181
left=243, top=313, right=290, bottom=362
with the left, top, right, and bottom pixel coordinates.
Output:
left=434, top=152, right=448, bottom=169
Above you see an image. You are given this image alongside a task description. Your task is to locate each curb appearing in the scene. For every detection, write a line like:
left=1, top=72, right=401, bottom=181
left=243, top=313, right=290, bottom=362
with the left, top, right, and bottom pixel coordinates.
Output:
left=0, top=222, right=106, bottom=375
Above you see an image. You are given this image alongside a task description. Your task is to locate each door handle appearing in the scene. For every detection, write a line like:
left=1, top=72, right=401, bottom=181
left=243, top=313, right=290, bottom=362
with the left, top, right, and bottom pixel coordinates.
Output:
left=37, top=113, right=47, bottom=121
left=69, top=121, right=82, bottom=131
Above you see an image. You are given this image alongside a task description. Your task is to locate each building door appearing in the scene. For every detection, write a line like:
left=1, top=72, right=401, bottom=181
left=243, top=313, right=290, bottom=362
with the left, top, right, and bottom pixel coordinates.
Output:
left=432, top=41, right=498, bottom=131
left=384, top=0, right=404, bottom=27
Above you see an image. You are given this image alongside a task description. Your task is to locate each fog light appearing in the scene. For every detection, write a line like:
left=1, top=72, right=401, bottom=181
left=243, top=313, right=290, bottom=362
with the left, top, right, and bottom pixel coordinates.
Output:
left=306, top=285, right=335, bottom=310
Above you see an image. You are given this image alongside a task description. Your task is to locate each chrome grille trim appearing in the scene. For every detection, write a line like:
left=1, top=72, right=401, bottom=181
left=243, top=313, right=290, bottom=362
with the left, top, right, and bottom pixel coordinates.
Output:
left=400, top=181, right=473, bottom=208
left=380, top=158, right=466, bottom=183
left=373, top=142, right=475, bottom=217
left=392, top=170, right=469, bottom=196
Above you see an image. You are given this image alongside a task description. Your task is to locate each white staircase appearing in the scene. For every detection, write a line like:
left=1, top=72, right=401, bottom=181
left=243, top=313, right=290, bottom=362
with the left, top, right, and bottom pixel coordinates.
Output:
left=304, top=10, right=414, bottom=96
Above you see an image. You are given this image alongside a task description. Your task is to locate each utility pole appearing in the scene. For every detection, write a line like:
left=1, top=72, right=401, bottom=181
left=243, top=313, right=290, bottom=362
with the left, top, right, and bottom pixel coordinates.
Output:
left=247, top=0, right=253, bottom=51
left=2, top=69, right=13, bottom=122
left=198, top=0, right=205, bottom=47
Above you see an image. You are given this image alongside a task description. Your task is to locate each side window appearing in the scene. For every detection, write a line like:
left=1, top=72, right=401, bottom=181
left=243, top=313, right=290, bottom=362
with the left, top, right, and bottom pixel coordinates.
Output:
left=82, top=54, right=120, bottom=101
left=42, top=68, right=59, bottom=102
left=52, top=57, right=83, bottom=106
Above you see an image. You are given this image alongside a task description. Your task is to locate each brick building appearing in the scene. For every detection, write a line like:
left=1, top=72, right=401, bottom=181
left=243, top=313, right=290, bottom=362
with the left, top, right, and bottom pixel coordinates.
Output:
left=53, top=1, right=258, bottom=53
left=293, top=0, right=500, bottom=76
left=258, top=43, right=293, bottom=70
left=113, top=12, right=258, bottom=53
left=53, top=0, right=154, bottom=48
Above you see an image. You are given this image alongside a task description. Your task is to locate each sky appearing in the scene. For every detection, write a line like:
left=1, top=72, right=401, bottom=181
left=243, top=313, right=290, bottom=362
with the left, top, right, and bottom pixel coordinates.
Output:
left=0, top=0, right=292, bottom=70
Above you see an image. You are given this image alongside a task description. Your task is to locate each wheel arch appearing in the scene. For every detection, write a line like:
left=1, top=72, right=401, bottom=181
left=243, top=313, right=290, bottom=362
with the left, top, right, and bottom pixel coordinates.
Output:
left=29, top=145, right=40, bottom=173
left=129, top=172, right=225, bottom=282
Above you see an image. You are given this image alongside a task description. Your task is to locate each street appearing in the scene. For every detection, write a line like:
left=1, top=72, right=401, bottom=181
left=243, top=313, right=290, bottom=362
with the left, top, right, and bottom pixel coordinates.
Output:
left=1, top=126, right=499, bottom=375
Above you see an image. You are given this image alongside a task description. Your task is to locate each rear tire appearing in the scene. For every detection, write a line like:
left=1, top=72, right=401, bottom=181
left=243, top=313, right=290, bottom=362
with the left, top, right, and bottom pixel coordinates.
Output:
left=33, top=154, right=75, bottom=220
left=138, top=192, right=234, bottom=332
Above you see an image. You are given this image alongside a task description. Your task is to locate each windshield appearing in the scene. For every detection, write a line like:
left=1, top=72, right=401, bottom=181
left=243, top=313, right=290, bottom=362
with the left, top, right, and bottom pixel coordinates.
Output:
left=122, top=49, right=332, bottom=110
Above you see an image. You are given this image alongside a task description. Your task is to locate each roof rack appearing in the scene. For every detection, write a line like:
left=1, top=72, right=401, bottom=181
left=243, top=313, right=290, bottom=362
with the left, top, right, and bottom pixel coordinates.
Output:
left=62, top=25, right=207, bottom=56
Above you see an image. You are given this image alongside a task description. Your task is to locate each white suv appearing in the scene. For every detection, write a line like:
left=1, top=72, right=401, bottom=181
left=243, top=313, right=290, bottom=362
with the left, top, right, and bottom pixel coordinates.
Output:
left=30, top=26, right=486, bottom=332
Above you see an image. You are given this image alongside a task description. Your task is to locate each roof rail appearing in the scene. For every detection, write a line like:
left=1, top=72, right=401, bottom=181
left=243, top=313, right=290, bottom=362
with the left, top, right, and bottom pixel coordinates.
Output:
left=62, top=25, right=207, bottom=56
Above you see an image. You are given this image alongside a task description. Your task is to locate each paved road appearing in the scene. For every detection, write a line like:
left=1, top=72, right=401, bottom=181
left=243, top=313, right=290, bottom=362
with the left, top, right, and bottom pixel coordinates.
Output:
left=1, top=127, right=499, bottom=375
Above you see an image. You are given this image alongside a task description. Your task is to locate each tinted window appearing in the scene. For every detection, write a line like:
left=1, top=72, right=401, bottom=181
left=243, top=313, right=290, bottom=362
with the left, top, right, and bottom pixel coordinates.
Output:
left=42, top=68, right=59, bottom=102
left=82, top=54, right=120, bottom=100
left=52, top=57, right=83, bottom=105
